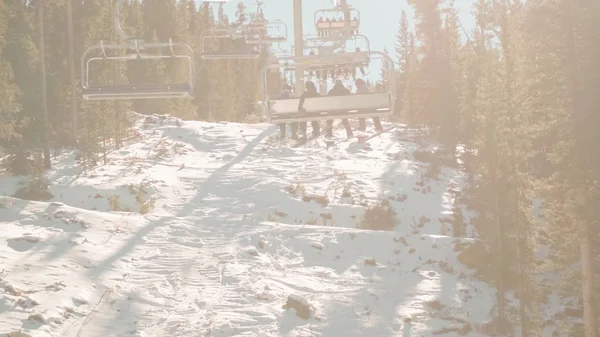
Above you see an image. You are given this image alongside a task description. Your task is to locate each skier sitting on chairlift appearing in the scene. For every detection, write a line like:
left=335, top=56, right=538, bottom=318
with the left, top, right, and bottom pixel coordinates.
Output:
left=355, top=78, right=383, bottom=132
left=326, top=79, right=354, bottom=138
left=278, top=84, right=293, bottom=139
left=296, top=81, right=321, bottom=139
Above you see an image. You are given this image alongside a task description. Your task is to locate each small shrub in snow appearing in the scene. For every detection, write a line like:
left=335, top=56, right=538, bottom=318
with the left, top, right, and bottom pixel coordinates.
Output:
left=341, top=184, right=352, bottom=198
left=364, top=258, right=377, bottom=266
left=108, top=194, right=129, bottom=212
left=13, top=155, right=53, bottom=201
left=412, top=215, right=431, bottom=232
left=107, top=182, right=155, bottom=214
left=285, top=183, right=306, bottom=198
left=153, top=140, right=171, bottom=158
left=138, top=198, right=155, bottom=214
left=150, top=140, right=188, bottom=159
left=14, top=177, right=53, bottom=201
left=266, top=212, right=279, bottom=222
left=285, top=182, right=331, bottom=206
left=129, top=182, right=156, bottom=214
left=302, top=193, right=330, bottom=206
left=358, top=199, right=397, bottom=231
left=425, top=299, right=443, bottom=311
left=319, top=212, right=333, bottom=225
left=331, top=170, right=352, bottom=199
left=2, top=149, right=34, bottom=176
left=303, top=216, right=319, bottom=226
left=266, top=210, right=287, bottom=222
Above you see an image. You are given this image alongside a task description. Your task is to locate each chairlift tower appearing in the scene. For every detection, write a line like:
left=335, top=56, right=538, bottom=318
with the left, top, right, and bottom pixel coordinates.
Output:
left=293, top=0, right=305, bottom=95
left=261, top=0, right=397, bottom=125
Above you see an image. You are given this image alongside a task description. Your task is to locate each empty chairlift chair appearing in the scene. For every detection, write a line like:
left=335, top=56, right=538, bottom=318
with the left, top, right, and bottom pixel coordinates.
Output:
left=200, top=21, right=288, bottom=60
left=81, top=0, right=195, bottom=101
left=81, top=39, right=196, bottom=101
left=200, top=28, right=262, bottom=60
left=244, top=20, right=288, bottom=45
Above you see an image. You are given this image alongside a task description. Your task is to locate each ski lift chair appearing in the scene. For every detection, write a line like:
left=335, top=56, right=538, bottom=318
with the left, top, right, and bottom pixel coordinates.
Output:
left=266, top=93, right=391, bottom=123
left=301, top=35, right=371, bottom=79
left=81, top=0, right=195, bottom=100
left=81, top=39, right=195, bottom=100
left=244, top=20, right=288, bottom=44
left=314, top=7, right=360, bottom=36
left=260, top=51, right=396, bottom=124
left=200, top=28, right=261, bottom=60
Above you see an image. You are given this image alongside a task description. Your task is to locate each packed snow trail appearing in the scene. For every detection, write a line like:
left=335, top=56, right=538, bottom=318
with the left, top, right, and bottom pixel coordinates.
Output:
left=2, top=114, right=498, bottom=337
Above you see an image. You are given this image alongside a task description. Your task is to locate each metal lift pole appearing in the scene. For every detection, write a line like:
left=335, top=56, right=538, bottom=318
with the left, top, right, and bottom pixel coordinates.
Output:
left=293, top=0, right=304, bottom=95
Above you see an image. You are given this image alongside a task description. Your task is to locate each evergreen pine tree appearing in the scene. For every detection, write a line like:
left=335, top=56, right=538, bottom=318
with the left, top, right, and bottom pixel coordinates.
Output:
left=0, top=1, right=21, bottom=143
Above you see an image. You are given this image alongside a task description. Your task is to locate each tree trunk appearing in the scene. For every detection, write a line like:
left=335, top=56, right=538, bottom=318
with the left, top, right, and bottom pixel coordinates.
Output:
left=67, top=0, right=78, bottom=146
left=38, top=0, right=51, bottom=169
left=564, top=1, right=598, bottom=335
left=580, top=204, right=598, bottom=337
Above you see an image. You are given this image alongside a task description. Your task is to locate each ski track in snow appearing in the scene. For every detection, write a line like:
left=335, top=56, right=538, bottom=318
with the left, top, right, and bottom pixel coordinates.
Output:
left=0, top=113, right=557, bottom=336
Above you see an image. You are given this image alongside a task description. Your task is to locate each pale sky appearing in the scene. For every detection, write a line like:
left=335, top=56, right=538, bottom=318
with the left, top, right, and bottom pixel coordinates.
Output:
left=196, top=0, right=477, bottom=80
left=197, top=0, right=476, bottom=55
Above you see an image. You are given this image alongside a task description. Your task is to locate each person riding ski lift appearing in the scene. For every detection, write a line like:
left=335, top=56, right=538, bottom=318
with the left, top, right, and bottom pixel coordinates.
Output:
left=280, top=83, right=293, bottom=98
left=355, top=78, right=383, bottom=132
left=326, top=79, right=354, bottom=138
left=296, top=81, right=321, bottom=139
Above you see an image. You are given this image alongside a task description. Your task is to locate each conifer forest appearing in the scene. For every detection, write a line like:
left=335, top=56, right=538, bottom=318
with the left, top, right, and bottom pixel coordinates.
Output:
left=0, top=0, right=599, bottom=336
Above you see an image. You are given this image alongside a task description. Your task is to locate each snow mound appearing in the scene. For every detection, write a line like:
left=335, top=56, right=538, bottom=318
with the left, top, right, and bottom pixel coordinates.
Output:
left=0, top=198, right=148, bottom=337
left=0, top=113, right=499, bottom=337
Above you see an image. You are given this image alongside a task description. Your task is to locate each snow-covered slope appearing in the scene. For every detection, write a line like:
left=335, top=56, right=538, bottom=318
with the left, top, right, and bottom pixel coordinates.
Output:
left=1, top=113, right=499, bottom=337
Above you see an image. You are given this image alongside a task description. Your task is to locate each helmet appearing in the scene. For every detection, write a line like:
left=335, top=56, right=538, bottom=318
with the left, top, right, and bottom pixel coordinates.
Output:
left=305, top=80, right=316, bottom=91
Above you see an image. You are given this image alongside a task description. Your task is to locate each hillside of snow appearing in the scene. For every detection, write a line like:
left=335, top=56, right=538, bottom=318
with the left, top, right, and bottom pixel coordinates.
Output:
left=0, top=113, right=560, bottom=337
